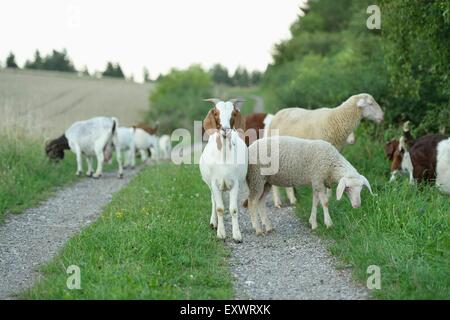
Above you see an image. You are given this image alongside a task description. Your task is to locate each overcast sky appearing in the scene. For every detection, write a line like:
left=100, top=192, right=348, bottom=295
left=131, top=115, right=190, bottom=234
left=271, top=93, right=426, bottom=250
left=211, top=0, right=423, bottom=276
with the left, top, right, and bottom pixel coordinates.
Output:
left=0, top=0, right=307, bottom=82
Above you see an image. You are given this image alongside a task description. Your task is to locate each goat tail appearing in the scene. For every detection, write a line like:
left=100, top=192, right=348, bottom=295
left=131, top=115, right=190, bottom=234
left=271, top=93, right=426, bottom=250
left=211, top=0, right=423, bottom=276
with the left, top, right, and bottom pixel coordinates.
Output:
left=111, top=117, right=119, bottom=135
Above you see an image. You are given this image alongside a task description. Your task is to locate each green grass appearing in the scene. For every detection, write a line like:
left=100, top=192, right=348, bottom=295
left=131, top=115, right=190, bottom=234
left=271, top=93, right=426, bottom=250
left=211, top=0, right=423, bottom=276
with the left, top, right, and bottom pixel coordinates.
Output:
left=214, top=85, right=262, bottom=114
left=293, top=128, right=450, bottom=299
left=24, top=163, right=233, bottom=299
left=0, top=134, right=77, bottom=221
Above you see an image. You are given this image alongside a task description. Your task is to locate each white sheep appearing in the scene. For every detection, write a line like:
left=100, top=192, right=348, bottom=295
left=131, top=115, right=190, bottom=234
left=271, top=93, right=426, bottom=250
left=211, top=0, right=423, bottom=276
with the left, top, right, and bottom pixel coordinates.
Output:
left=45, top=116, right=123, bottom=178
left=199, top=99, right=247, bottom=242
left=158, top=134, right=172, bottom=160
left=246, top=136, right=373, bottom=233
left=268, top=93, right=383, bottom=208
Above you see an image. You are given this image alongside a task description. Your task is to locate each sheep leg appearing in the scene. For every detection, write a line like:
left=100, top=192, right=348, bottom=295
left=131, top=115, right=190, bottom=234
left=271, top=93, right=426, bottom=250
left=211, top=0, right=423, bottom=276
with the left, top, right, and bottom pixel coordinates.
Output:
left=248, top=198, right=263, bottom=236
left=211, top=184, right=226, bottom=240
left=286, top=187, right=297, bottom=206
left=257, top=187, right=273, bottom=234
left=130, top=144, right=136, bottom=168
left=309, top=191, right=320, bottom=230
left=140, top=149, right=148, bottom=162
left=318, top=190, right=333, bottom=228
left=209, top=192, right=217, bottom=229
left=272, top=186, right=282, bottom=208
left=229, top=182, right=242, bottom=243
left=86, top=157, right=94, bottom=177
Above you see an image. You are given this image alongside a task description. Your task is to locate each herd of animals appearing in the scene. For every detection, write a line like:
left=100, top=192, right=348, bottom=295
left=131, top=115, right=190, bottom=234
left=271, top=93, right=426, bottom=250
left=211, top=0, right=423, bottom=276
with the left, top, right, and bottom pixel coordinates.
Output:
left=45, top=92, right=449, bottom=243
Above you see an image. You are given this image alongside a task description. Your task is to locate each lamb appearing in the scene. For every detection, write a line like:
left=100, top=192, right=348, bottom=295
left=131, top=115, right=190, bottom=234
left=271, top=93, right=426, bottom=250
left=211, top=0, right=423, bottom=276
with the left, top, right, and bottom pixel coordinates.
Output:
left=268, top=93, right=383, bottom=208
left=246, top=136, right=373, bottom=233
left=158, top=134, right=172, bottom=160
left=45, top=116, right=123, bottom=178
left=199, top=98, right=247, bottom=242
left=134, top=127, right=159, bottom=162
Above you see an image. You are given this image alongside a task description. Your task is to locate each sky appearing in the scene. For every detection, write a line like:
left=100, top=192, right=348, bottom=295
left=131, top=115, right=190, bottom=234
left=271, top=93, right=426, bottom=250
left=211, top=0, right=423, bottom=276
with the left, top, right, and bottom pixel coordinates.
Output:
left=0, top=0, right=307, bottom=82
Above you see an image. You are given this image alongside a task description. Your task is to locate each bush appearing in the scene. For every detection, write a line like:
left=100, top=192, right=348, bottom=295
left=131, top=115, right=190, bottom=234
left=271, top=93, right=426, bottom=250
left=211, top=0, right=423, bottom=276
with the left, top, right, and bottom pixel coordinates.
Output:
left=148, top=65, right=213, bottom=133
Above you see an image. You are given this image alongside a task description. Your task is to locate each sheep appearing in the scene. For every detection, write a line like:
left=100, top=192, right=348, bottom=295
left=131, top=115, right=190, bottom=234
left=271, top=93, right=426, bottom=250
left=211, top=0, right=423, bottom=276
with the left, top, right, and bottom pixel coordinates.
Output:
left=199, top=98, right=247, bottom=242
left=45, top=116, right=123, bottom=178
left=158, top=134, right=172, bottom=160
left=246, top=136, right=373, bottom=233
left=268, top=93, right=383, bottom=208
left=116, top=127, right=136, bottom=168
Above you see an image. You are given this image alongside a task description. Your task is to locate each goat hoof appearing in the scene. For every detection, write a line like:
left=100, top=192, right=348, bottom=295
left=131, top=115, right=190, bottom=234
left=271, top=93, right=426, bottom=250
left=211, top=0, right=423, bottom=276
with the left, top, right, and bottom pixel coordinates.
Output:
left=210, top=223, right=217, bottom=230
left=118, top=173, right=124, bottom=179
left=233, top=238, right=243, bottom=244
left=310, top=223, right=318, bottom=230
left=265, top=228, right=274, bottom=234
left=325, top=223, right=333, bottom=229
left=255, top=230, right=263, bottom=236
left=86, top=172, right=93, bottom=177
left=93, top=174, right=101, bottom=179
left=76, top=171, right=82, bottom=177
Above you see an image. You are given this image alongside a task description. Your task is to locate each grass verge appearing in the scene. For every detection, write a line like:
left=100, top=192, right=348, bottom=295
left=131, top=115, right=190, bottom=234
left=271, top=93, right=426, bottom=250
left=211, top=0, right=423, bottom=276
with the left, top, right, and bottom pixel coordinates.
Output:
left=24, top=163, right=233, bottom=299
left=0, top=134, right=77, bottom=221
left=294, top=130, right=450, bottom=299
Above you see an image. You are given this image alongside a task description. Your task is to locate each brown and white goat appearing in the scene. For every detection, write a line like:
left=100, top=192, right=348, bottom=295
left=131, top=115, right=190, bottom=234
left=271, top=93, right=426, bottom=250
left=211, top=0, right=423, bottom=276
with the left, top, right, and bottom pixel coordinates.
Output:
left=385, top=131, right=448, bottom=185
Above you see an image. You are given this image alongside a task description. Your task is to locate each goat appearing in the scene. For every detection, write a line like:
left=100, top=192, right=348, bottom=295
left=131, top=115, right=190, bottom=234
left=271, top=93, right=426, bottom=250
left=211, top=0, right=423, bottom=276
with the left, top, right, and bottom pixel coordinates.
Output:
left=199, top=98, right=247, bottom=242
left=45, top=116, right=123, bottom=178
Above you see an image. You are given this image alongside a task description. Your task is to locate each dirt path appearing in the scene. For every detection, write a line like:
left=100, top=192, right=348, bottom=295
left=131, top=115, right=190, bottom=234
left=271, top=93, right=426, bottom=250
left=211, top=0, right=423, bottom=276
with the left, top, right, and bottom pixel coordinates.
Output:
left=0, top=168, right=141, bottom=299
left=225, top=200, right=369, bottom=299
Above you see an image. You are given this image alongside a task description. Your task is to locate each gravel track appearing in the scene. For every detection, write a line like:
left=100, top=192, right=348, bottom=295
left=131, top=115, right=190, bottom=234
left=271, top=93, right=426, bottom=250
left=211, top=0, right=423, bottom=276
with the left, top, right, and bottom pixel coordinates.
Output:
left=224, top=199, right=369, bottom=300
left=0, top=168, right=141, bottom=299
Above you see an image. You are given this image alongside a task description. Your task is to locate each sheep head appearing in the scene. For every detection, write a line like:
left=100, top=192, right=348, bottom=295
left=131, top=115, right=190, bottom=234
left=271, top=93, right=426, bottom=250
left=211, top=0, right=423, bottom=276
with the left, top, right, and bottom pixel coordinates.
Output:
left=355, top=93, right=384, bottom=124
left=336, top=174, right=373, bottom=208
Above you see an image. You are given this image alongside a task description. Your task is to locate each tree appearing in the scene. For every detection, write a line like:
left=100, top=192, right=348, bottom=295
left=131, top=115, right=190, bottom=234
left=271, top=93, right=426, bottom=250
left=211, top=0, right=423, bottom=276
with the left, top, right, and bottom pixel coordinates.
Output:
left=232, top=66, right=250, bottom=87
left=42, top=49, right=76, bottom=72
left=25, top=50, right=43, bottom=70
left=6, top=52, right=18, bottom=68
left=143, top=67, right=151, bottom=82
left=250, top=70, right=263, bottom=85
left=103, top=62, right=125, bottom=78
left=209, top=64, right=231, bottom=85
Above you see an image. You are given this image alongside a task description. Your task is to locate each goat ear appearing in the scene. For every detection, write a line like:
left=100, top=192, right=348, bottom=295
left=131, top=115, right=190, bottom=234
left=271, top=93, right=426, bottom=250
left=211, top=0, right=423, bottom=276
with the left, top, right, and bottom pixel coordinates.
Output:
left=360, top=175, right=374, bottom=195
left=336, top=177, right=346, bottom=200
left=203, top=108, right=218, bottom=134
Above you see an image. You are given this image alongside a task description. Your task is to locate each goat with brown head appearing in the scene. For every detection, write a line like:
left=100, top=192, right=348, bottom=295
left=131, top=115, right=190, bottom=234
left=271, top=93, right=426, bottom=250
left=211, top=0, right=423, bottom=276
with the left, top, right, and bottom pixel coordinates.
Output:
left=203, top=99, right=245, bottom=149
left=45, top=134, right=70, bottom=162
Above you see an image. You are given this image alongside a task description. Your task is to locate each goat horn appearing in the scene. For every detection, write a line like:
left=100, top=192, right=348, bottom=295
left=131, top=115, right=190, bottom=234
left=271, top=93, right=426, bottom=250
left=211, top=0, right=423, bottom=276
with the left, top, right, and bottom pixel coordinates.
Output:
left=204, top=98, right=221, bottom=105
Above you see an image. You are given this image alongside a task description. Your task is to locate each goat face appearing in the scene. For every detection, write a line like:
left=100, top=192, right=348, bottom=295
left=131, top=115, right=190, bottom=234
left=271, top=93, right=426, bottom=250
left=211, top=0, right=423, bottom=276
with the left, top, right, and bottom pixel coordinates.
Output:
left=356, top=93, right=384, bottom=124
left=336, top=175, right=373, bottom=208
left=45, top=134, right=69, bottom=161
left=203, top=99, right=244, bottom=138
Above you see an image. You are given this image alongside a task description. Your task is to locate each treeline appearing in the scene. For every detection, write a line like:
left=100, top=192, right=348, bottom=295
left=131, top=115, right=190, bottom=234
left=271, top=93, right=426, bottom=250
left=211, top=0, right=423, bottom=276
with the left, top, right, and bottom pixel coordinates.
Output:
left=263, top=0, right=449, bottom=134
left=209, top=64, right=262, bottom=87
left=1, top=50, right=137, bottom=80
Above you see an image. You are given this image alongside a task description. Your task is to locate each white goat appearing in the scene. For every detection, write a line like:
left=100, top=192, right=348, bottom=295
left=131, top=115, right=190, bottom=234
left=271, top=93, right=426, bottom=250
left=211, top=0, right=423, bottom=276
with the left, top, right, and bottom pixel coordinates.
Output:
left=45, top=116, right=123, bottom=178
left=158, top=134, right=172, bottom=160
left=134, top=128, right=159, bottom=162
left=199, top=99, right=247, bottom=242
left=268, top=93, right=383, bottom=208
left=246, top=136, right=373, bottom=233
left=117, top=127, right=136, bottom=168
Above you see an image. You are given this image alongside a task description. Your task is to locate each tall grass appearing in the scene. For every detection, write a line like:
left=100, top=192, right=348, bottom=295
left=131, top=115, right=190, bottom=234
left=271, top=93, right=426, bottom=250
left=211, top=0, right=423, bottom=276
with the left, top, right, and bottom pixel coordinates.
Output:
left=0, top=131, right=76, bottom=221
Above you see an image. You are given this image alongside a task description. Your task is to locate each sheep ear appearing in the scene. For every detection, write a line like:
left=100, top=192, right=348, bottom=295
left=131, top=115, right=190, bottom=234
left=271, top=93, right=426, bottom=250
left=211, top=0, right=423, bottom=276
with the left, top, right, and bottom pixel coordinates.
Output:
left=360, top=175, right=374, bottom=195
left=357, top=98, right=367, bottom=108
left=336, top=178, right=346, bottom=200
